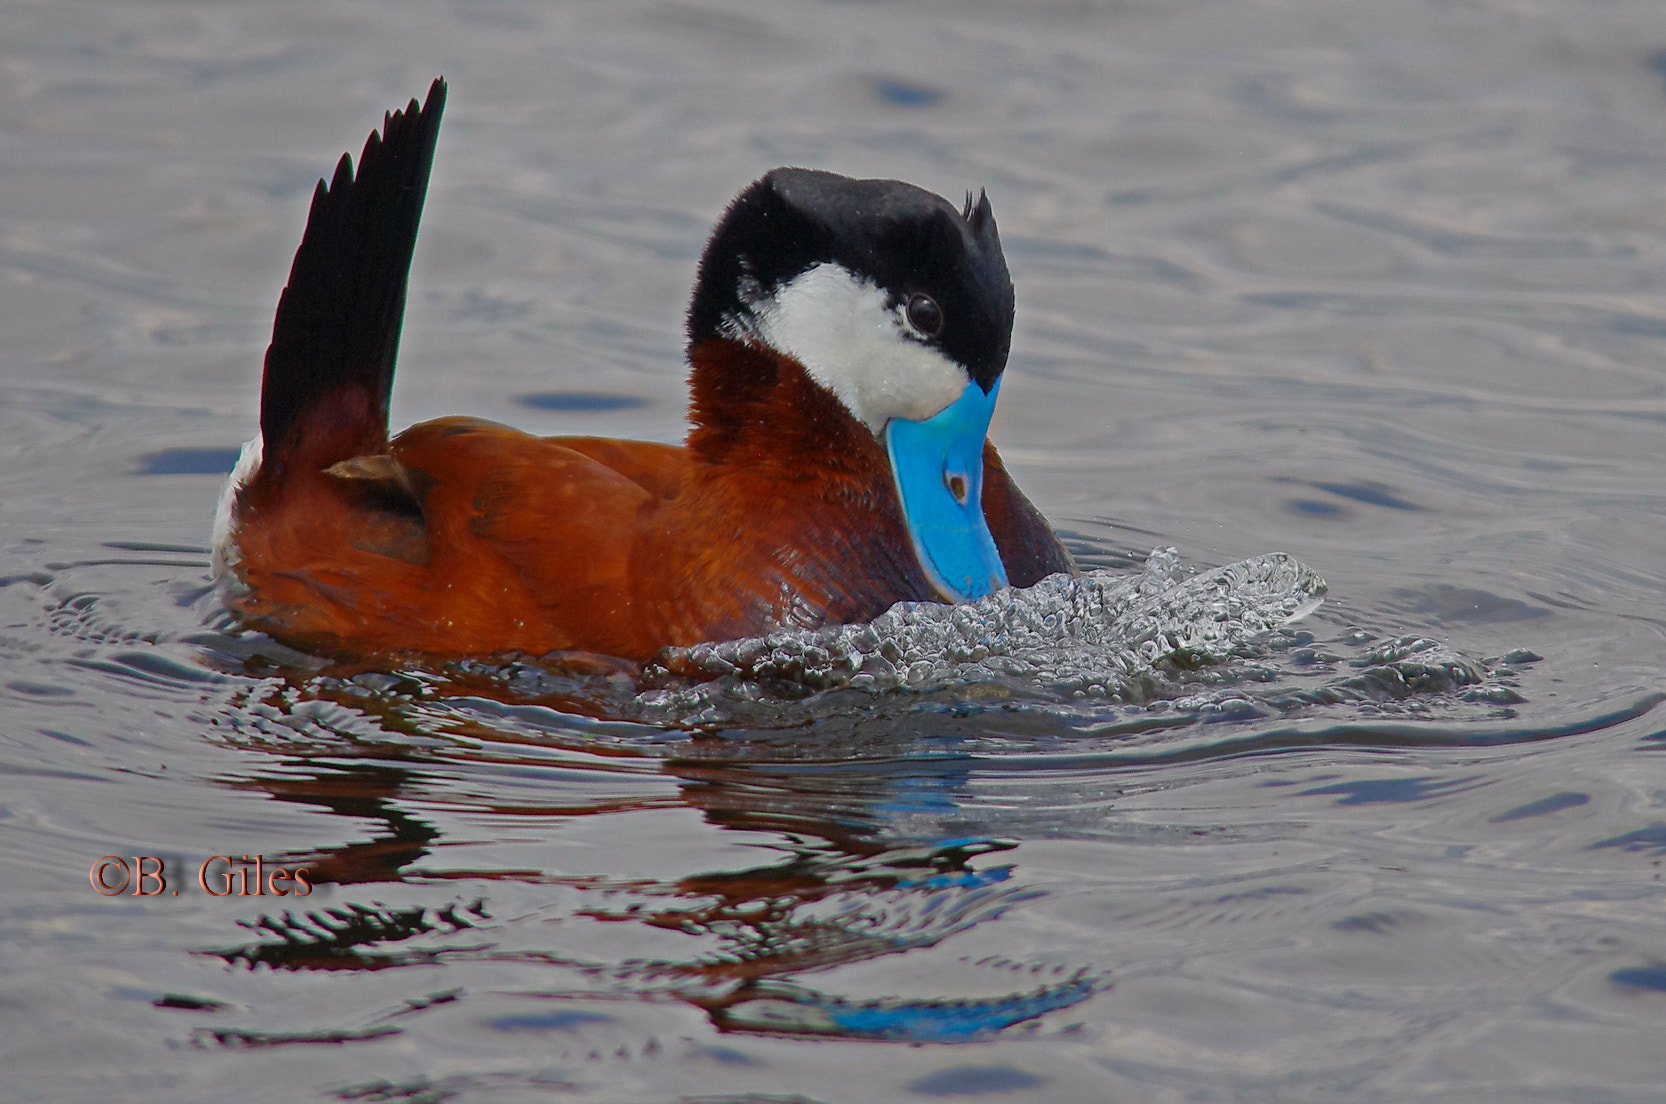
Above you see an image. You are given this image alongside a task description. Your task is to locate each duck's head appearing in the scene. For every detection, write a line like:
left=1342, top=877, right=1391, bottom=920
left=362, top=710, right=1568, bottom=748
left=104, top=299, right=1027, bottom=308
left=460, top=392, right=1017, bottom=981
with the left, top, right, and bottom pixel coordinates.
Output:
left=687, top=167, right=1016, bottom=602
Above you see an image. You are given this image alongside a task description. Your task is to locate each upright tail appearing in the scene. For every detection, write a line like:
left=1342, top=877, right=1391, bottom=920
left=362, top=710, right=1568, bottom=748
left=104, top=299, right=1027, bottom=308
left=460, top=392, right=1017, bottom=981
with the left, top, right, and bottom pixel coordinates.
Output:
left=255, top=77, right=446, bottom=480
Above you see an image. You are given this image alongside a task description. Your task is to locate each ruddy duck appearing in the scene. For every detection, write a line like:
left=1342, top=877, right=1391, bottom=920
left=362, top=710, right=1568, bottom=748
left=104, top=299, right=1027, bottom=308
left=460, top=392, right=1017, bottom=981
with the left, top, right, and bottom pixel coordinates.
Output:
left=215, top=79, right=1074, bottom=662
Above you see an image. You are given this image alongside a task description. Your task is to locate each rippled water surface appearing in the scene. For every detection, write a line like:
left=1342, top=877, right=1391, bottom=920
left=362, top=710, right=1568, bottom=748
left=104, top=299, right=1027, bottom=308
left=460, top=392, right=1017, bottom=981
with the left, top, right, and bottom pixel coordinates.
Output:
left=4, top=1, right=1666, bottom=1100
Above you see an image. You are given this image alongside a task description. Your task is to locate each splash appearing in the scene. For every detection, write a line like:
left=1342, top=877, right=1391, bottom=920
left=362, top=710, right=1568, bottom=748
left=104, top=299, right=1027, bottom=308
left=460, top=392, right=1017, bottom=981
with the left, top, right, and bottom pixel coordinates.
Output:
left=635, top=549, right=1328, bottom=724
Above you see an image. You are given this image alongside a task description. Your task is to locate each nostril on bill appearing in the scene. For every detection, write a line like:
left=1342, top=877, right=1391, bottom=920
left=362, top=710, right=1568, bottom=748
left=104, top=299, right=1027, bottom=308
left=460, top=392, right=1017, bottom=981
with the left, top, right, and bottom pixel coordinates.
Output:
left=945, top=472, right=968, bottom=504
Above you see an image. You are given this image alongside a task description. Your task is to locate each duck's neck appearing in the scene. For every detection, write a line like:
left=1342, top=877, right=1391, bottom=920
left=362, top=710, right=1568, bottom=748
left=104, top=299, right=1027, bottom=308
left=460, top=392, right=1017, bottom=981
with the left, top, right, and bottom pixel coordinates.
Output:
left=684, top=337, right=884, bottom=485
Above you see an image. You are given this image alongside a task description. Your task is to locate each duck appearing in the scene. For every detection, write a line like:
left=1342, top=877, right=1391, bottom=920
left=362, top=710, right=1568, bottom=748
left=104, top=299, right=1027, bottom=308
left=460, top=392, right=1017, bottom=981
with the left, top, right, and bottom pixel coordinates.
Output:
left=213, top=78, right=1075, bottom=664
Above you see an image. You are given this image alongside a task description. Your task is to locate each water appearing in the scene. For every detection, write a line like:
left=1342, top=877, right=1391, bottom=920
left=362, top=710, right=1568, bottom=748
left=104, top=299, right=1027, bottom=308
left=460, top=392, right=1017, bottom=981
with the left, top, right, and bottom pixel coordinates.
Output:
left=4, top=0, right=1666, bottom=1100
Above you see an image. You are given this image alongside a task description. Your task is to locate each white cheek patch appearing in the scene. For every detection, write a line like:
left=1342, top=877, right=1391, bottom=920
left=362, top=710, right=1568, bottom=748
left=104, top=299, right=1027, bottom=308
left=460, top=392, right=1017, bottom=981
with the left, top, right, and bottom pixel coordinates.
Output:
left=737, top=263, right=969, bottom=434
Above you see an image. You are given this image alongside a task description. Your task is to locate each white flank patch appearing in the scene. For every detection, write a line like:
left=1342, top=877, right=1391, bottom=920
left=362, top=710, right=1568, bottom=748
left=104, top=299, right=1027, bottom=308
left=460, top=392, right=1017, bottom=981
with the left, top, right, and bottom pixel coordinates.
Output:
left=735, top=263, right=969, bottom=433
left=210, top=436, right=262, bottom=581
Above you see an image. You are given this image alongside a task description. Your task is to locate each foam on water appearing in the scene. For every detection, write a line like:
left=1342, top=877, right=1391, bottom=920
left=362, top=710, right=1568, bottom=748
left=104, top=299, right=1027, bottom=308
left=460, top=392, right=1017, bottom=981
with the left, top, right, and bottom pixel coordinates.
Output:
left=655, top=549, right=1318, bottom=688
left=588, top=548, right=1529, bottom=731
left=623, top=549, right=1317, bottom=723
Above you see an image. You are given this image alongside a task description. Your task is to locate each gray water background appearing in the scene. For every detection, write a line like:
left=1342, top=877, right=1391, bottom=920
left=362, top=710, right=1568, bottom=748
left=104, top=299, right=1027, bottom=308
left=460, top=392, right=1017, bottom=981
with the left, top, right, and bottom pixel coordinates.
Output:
left=3, top=1, right=1666, bottom=1100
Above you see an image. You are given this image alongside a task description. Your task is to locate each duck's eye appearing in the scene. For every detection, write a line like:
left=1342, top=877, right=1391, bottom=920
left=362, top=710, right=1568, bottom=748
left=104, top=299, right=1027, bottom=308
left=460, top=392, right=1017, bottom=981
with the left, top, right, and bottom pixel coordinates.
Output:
left=905, top=293, right=944, bottom=337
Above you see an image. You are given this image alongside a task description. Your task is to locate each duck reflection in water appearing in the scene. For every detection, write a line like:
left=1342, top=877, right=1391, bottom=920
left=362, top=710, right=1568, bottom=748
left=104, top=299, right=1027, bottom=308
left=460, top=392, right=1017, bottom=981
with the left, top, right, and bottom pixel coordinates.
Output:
left=201, top=698, right=1099, bottom=1045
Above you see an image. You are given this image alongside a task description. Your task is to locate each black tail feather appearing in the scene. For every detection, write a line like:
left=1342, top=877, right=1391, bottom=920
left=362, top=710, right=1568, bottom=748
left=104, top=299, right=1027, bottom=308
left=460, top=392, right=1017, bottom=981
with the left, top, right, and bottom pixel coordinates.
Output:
left=258, top=78, right=447, bottom=463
